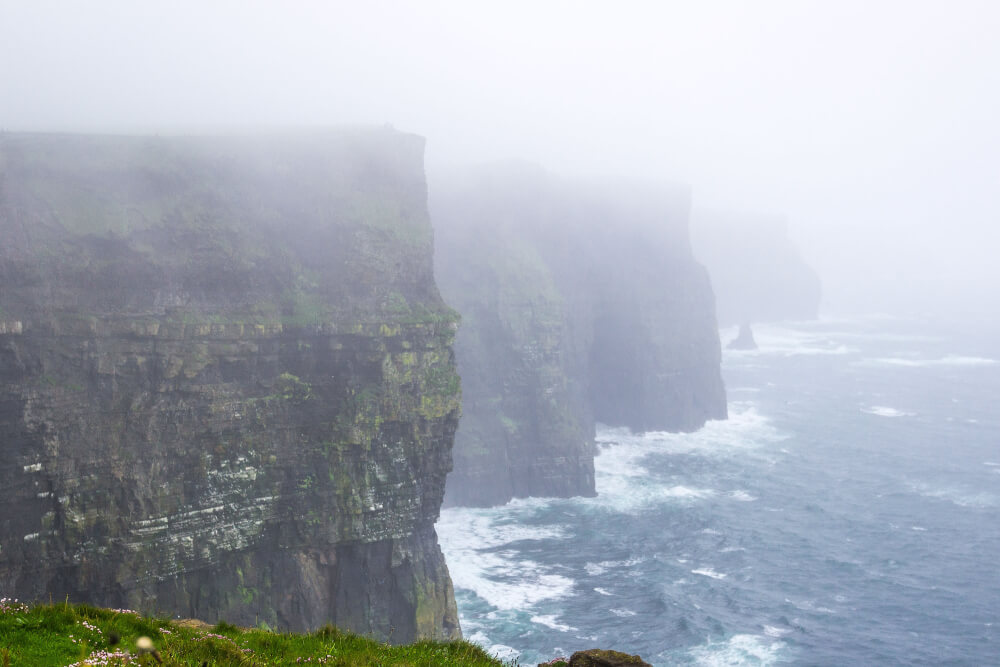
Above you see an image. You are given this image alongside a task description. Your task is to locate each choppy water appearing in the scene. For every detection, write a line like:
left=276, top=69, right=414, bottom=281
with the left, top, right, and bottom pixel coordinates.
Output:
left=437, top=316, right=1000, bottom=665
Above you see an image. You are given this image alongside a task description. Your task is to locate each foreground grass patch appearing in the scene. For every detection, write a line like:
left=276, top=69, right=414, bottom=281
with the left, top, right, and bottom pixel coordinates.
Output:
left=0, top=599, right=510, bottom=666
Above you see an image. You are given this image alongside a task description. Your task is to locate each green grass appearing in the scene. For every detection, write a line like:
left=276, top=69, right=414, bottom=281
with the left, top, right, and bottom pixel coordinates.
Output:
left=0, top=599, right=511, bottom=666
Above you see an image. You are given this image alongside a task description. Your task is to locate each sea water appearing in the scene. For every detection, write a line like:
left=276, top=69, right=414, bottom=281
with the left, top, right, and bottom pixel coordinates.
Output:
left=437, top=316, right=1000, bottom=665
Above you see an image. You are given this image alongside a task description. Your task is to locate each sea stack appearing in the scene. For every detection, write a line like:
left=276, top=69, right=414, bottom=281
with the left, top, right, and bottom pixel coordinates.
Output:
left=727, top=322, right=758, bottom=350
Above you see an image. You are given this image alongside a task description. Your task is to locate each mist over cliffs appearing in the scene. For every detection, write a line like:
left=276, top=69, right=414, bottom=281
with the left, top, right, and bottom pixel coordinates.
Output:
left=0, top=130, right=460, bottom=643
left=691, top=210, right=821, bottom=325
left=0, top=131, right=734, bottom=642
left=432, top=163, right=728, bottom=508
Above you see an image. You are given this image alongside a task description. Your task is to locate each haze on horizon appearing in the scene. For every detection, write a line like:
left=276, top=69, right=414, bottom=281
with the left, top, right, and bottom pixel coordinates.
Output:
left=2, top=0, right=998, bottom=320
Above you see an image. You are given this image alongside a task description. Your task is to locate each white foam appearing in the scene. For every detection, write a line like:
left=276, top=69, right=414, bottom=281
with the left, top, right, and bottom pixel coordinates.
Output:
left=610, top=608, right=637, bottom=617
left=911, top=526, right=927, bottom=531
left=583, top=557, right=646, bottom=577
left=817, top=330, right=940, bottom=343
left=687, top=633, right=787, bottom=666
left=489, top=644, right=521, bottom=661
left=692, top=567, right=727, bottom=580
left=575, top=405, right=782, bottom=516
left=859, top=355, right=998, bottom=368
left=862, top=405, right=914, bottom=418
left=467, top=630, right=490, bottom=644
left=594, top=587, right=613, bottom=596
left=909, top=481, right=997, bottom=508
left=729, top=490, right=757, bottom=502
left=665, top=486, right=717, bottom=499
left=530, top=614, right=577, bottom=632
left=722, top=323, right=859, bottom=358
left=437, top=507, right=575, bottom=610
left=763, top=625, right=791, bottom=638
left=784, top=596, right=832, bottom=612
left=438, top=402, right=787, bottom=621
left=586, top=418, right=757, bottom=514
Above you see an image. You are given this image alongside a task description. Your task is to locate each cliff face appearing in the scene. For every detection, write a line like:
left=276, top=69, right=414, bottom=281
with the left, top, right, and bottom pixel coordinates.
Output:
left=432, top=165, right=727, bottom=507
left=691, top=210, right=821, bottom=325
left=0, top=131, right=461, bottom=642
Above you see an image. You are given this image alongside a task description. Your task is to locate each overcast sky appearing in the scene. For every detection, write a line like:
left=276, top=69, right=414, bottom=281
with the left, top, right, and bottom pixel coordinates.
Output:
left=2, top=1, right=998, bottom=317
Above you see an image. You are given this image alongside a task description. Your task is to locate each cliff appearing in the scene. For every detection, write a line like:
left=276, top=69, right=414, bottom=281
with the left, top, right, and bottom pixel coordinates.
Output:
left=432, top=164, right=727, bottom=507
left=691, top=210, right=821, bottom=325
left=0, top=130, right=461, bottom=643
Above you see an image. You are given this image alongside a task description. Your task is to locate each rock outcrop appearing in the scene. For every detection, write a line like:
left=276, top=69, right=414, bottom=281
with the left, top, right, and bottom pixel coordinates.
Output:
left=433, top=164, right=727, bottom=507
left=727, top=322, right=758, bottom=350
left=0, top=130, right=461, bottom=642
left=538, top=649, right=654, bottom=667
left=691, top=209, right=821, bottom=325
left=568, top=649, right=653, bottom=667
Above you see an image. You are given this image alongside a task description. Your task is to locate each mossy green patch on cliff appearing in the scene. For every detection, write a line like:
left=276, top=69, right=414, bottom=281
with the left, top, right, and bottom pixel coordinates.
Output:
left=0, top=129, right=463, bottom=642
left=280, top=288, right=332, bottom=328
left=273, top=372, right=314, bottom=403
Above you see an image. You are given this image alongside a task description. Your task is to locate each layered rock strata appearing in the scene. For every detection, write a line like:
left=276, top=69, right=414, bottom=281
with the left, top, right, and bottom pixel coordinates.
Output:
left=432, top=165, right=727, bottom=507
left=0, top=130, right=461, bottom=642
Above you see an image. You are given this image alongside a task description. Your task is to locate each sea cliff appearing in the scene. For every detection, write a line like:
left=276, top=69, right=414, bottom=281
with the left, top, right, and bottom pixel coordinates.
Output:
left=433, top=165, right=727, bottom=507
left=0, top=130, right=460, bottom=643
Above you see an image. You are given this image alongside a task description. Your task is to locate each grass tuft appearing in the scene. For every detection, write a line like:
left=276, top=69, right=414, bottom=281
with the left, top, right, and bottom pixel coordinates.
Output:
left=0, top=599, right=515, bottom=666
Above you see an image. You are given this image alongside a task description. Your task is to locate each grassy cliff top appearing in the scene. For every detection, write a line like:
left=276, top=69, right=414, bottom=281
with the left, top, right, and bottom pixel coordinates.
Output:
left=0, top=599, right=508, bottom=666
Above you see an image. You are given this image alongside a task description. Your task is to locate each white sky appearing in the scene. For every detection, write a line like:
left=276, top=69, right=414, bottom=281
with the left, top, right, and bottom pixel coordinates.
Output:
left=2, top=1, right=998, bottom=317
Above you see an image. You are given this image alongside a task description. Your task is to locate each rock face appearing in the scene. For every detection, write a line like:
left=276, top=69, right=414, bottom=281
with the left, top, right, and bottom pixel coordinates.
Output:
left=691, top=210, right=821, bottom=325
left=567, top=649, right=653, bottom=667
left=0, top=130, right=461, bottom=642
left=433, top=164, right=727, bottom=507
left=727, top=322, right=758, bottom=350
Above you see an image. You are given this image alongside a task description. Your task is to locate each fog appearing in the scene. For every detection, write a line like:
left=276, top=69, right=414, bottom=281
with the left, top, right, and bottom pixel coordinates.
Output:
left=3, top=0, right=998, bottom=319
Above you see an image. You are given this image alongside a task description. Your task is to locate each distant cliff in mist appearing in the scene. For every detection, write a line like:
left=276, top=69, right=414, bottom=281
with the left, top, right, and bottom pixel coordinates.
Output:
left=0, top=130, right=461, bottom=643
left=432, top=163, right=728, bottom=508
left=691, top=210, right=821, bottom=325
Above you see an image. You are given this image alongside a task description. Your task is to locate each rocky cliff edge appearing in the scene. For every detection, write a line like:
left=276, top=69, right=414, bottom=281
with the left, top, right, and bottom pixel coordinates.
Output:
left=0, top=130, right=461, bottom=643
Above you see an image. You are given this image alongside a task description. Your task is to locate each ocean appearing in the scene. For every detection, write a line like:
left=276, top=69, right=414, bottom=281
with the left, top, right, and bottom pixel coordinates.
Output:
left=436, top=316, right=1000, bottom=666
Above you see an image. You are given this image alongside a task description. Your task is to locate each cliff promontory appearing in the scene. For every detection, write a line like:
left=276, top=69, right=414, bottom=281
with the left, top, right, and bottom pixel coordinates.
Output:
left=432, top=164, right=727, bottom=507
left=0, top=130, right=460, bottom=642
